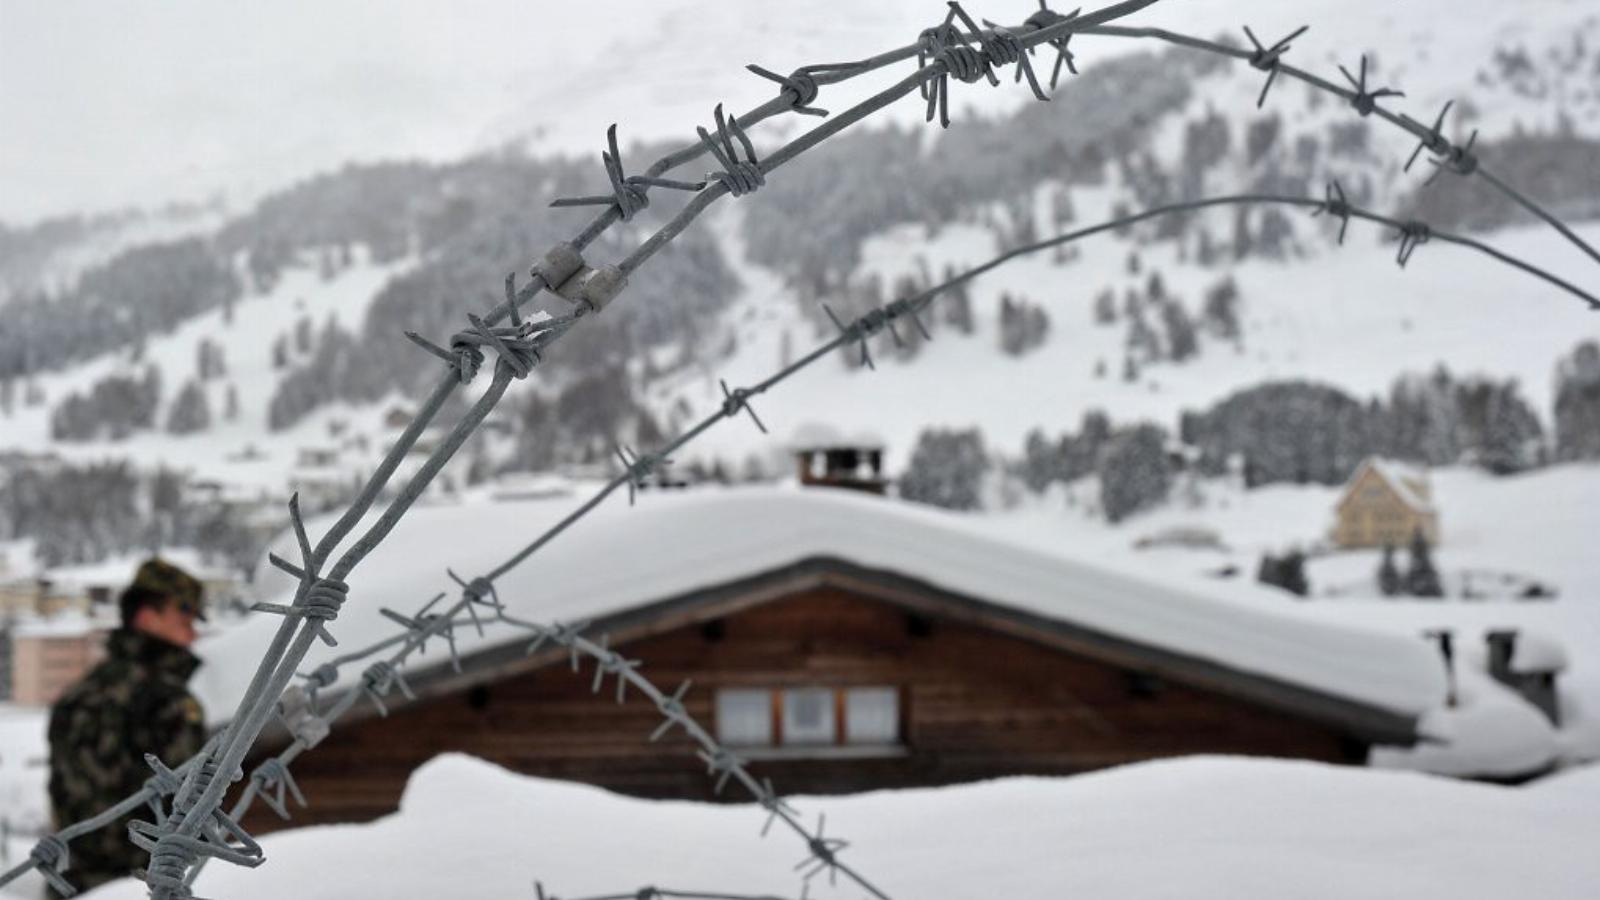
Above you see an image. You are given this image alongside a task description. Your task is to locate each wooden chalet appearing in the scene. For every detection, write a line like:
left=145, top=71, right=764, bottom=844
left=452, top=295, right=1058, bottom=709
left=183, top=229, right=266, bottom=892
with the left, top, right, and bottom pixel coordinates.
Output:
left=1333, top=458, right=1440, bottom=549
left=212, top=487, right=1444, bottom=834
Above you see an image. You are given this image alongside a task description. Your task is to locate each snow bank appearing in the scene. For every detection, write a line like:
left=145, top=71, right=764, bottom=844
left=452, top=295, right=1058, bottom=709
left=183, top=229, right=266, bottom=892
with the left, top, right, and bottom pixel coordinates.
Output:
left=1374, top=672, right=1561, bottom=779
left=63, top=752, right=1600, bottom=900
left=1511, top=633, right=1570, bottom=674
left=196, top=486, right=1446, bottom=724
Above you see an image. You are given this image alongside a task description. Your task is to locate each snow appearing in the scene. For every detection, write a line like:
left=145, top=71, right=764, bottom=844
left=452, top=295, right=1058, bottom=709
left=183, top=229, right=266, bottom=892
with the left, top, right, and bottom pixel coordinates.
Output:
left=0, top=249, right=415, bottom=495
left=1373, top=670, right=1562, bottom=779
left=786, top=420, right=886, bottom=450
left=9, top=611, right=112, bottom=640
left=0, top=703, right=49, bottom=843
left=50, top=752, right=1600, bottom=900
left=197, top=485, right=1447, bottom=727
left=37, top=548, right=236, bottom=591
left=657, top=213, right=1600, bottom=478
left=1511, top=633, right=1569, bottom=675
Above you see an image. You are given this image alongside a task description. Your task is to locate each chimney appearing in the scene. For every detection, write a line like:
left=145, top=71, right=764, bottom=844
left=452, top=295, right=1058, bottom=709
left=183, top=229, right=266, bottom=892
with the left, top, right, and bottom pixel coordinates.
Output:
left=795, top=444, right=887, bottom=495
left=1485, top=629, right=1562, bottom=726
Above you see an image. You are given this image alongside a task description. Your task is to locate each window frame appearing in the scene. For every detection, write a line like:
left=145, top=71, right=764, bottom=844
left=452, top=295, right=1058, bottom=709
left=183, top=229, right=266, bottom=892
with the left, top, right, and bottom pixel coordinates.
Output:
left=713, top=684, right=907, bottom=760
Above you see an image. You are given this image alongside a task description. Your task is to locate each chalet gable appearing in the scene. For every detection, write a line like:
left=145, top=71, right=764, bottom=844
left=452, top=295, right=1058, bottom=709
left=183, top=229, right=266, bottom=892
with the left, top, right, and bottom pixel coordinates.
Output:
left=212, top=488, right=1446, bottom=745
left=1337, top=458, right=1433, bottom=516
left=318, top=556, right=1423, bottom=748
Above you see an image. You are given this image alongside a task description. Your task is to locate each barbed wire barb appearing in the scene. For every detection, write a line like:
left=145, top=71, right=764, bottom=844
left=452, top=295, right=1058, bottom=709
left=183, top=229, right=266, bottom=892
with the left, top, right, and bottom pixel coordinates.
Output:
left=1243, top=23, right=1308, bottom=108
left=1338, top=54, right=1404, bottom=117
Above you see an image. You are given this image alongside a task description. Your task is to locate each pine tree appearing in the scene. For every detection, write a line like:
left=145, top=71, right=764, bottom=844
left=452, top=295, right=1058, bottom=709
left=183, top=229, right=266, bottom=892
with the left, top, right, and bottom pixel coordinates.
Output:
left=1021, top=429, right=1057, bottom=493
left=1404, top=529, right=1445, bottom=598
left=1258, top=551, right=1310, bottom=597
left=1098, top=424, right=1172, bottom=523
left=166, top=380, right=212, bottom=435
left=1093, top=288, right=1117, bottom=326
left=1555, top=340, right=1600, bottom=460
left=899, top=428, right=990, bottom=511
left=942, top=268, right=975, bottom=335
left=1201, top=276, right=1242, bottom=342
left=1146, top=271, right=1166, bottom=301
left=1161, top=300, right=1199, bottom=363
left=1377, top=544, right=1402, bottom=596
left=1280, top=549, right=1310, bottom=596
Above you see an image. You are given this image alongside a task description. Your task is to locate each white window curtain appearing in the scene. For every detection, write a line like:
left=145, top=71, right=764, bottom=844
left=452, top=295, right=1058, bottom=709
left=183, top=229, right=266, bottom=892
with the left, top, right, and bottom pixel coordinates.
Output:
left=782, top=687, right=836, bottom=746
left=715, top=688, right=772, bottom=746
left=844, top=687, right=899, bottom=744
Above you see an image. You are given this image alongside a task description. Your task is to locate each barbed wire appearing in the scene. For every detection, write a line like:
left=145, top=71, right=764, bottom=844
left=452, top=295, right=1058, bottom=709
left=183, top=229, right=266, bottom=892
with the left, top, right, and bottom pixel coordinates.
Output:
left=119, top=7, right=1173, bottom=897
left=5, top=1, right=1596, bottom=897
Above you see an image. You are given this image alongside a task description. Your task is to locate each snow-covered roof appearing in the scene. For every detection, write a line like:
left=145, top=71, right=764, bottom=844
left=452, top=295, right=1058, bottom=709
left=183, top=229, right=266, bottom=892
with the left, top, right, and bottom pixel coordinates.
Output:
left=787, top=420, right=886, bottom=450
left=46, top=548, right=239, bottom=591
left=1343, top=457, right=1435, bottom=514
left=196, top=486, right=1447, bottom=722
left=10, top=611, right=115, bottom=639
left=1510, top=632, right=1569, bottom=674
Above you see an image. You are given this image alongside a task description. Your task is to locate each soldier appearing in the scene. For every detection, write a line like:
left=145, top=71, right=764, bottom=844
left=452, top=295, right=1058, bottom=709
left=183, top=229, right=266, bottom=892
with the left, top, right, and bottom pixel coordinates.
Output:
left=46, top=558, right=208, bottom=894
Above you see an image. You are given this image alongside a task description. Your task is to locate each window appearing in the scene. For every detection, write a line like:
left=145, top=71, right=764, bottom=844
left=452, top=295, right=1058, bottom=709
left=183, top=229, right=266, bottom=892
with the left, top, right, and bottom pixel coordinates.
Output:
left=715, top=688, right=773, bottom=746
left=783, top=688, right=836, bottom=746
left=844, top=687, right=899, bottom=744
left=714, top=686, right=903, bottom=753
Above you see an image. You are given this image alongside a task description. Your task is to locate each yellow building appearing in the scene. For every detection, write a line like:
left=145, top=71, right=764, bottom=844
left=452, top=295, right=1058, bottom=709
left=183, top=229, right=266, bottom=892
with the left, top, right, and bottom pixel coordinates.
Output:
left=1332, top=458, right=1440, bottom=549
left=9, top=619, right=110, bottom=706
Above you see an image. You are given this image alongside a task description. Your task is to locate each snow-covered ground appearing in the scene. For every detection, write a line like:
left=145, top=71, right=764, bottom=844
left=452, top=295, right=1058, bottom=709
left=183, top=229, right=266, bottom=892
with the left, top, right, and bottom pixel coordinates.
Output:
left=20, top=752, right=1595, bottom=900
left=0, top=704, right=49, bottom=879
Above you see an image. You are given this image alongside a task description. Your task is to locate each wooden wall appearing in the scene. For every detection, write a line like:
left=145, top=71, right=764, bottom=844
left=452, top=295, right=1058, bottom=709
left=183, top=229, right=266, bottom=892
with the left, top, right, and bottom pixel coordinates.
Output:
left=241, top=586, right=1362, bottom=832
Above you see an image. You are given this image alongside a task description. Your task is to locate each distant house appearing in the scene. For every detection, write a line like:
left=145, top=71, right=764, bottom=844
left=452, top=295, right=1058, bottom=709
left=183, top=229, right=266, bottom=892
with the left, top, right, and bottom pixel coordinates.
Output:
left=0, top=578, right=90, bottom=619
left=0, top=622, right=12, bottom=700
left=222, top=487, right=1443, bottom=834
left=8, top=617, right=110, bottom=707
left=1332, top=458, right=1440, bottom=549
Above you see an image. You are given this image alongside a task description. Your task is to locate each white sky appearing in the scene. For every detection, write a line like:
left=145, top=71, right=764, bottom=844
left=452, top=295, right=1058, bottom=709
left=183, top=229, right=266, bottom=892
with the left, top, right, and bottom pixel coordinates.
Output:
left=0, top=0, right=1583, bottom=225
left=0, top=0, right=584, bottom=222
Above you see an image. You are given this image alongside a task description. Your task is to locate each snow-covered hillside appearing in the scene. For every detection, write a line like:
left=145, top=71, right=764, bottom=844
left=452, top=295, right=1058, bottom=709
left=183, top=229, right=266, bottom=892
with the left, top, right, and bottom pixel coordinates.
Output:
left=20, top=753, right=1597, bottom=900
left=5, top=0, right=1598, bottom=486
left=654, top=214, right=1600, bottom=473
left=0, top=249, right=414, bottom=492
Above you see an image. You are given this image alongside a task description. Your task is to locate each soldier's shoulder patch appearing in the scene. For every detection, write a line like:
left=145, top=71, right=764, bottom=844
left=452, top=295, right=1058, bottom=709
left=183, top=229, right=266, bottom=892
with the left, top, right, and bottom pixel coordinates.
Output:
left=180, top=697, right=204, bottom=725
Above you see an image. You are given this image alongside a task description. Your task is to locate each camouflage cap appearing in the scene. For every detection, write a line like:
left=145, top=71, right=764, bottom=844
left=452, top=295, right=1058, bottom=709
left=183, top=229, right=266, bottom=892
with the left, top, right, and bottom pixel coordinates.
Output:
left=130, top=557, right=207, bottom=621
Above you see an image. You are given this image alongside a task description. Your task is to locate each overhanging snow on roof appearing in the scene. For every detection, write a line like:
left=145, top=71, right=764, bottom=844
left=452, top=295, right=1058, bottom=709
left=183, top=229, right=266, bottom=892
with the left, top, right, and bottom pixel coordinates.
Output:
left=196, top=486, right=1448, bottom=728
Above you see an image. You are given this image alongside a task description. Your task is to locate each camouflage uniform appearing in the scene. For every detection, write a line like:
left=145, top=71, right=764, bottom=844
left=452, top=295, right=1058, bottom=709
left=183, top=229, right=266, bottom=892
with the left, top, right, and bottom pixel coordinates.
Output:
left=47, top=563, right=207, bottom=894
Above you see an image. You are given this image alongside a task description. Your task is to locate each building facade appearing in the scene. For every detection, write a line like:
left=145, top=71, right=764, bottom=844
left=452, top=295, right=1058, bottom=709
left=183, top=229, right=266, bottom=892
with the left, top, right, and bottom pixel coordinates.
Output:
left=1333, top=458, right=1440, bottom=549
left=241, top=558, right=1420, bottom=834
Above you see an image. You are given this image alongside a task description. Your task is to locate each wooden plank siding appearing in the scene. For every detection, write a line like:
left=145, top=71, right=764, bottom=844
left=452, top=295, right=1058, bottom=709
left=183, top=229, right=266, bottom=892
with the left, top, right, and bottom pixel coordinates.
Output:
left=241, top=581, right=1367, bottom=833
